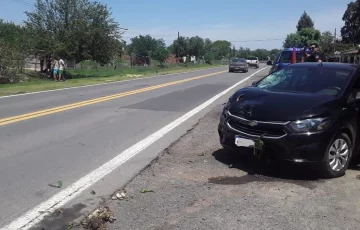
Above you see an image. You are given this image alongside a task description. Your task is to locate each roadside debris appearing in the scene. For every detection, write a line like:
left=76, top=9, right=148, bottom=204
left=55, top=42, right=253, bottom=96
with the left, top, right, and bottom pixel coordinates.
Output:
left=111, top=189, right=128, bottom=200
left=140, top=189, right=154, bottom=193
left=90, top=190, right=96, bottom=195
left=81, top=206, right=115, bottom=230
left=48, top=180, right=63, bottom=188
left=66, top=223, right=74, bottom=230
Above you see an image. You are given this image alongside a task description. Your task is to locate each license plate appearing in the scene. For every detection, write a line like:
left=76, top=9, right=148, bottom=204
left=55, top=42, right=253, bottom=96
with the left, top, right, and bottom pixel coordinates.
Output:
left=235, top=136, right=254, bottom=147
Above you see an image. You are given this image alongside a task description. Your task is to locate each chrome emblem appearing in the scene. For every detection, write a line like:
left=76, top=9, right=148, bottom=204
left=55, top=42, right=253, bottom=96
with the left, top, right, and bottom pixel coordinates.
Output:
left=248, top=121, right=258, bottom=126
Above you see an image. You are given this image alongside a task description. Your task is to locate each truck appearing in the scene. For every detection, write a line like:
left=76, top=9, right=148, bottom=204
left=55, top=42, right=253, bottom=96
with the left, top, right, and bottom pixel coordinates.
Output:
left=246, top=56, right=259, bottom=68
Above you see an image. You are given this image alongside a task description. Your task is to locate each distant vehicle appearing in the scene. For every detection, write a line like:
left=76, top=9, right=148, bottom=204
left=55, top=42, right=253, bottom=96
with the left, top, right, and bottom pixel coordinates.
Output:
left=268, top=48, right=310, bottom=74
left=246, top=57, right=259, bottom=68
left=218, top=62, right=360, bottom=178
left=229, top=58, right=248, bottom=73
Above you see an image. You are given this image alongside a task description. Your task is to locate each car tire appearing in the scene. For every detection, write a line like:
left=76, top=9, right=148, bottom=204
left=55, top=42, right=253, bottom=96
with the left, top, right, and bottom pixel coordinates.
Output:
left=229, top=69, right=232, bottom=72
left=318, top=132, right=352, bottom=178
left=256, top=64, right=259, bottom=68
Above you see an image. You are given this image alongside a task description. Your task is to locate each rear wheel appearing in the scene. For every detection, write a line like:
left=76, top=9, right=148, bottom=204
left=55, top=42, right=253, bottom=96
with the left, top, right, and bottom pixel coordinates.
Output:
left=318, top=133, right=352, bottom=178
left=229, top=69, right=233, bottom=72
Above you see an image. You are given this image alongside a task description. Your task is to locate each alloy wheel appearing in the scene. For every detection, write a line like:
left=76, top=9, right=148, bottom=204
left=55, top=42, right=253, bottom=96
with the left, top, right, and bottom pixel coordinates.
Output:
left=328, top=138, right=349, bottom=172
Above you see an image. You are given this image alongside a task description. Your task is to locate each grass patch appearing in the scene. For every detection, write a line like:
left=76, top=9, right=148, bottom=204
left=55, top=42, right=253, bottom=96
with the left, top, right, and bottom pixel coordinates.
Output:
left=0, top=63, right=224, bottom=96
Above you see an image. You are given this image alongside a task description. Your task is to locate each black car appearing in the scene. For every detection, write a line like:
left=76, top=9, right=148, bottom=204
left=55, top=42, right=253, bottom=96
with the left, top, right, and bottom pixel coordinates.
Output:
left=229, top=58, right=248, bottom=73
left=218, top=62, right=360, bottom=178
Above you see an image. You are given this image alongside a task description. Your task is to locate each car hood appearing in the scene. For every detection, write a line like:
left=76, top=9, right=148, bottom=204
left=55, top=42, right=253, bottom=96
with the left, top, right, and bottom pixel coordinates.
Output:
left=228, top=87, right=341, bottom=121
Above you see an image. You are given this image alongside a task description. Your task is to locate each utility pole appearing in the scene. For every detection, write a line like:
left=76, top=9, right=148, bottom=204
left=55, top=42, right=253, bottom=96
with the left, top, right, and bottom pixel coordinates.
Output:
left=177, top=31, right=180, bottom=63
left=333, top=28, right=336, bottom=54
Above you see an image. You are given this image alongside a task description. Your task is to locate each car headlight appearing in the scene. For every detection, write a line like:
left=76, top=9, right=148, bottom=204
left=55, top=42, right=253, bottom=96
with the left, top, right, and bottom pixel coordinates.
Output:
left=289, top=118, right=331, bottom=133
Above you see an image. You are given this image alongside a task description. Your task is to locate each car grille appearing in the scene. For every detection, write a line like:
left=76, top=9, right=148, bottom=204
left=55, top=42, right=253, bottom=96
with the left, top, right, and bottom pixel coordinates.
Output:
left=227, top=119, right=287, bottom=138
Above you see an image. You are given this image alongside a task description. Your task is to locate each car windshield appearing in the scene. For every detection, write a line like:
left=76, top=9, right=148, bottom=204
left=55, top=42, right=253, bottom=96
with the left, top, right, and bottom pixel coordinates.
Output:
left=232, top=58, right=245, bottom=62
left=255, top=66, right=353, bottom=96
left=279, top=51, right=303, bottom=63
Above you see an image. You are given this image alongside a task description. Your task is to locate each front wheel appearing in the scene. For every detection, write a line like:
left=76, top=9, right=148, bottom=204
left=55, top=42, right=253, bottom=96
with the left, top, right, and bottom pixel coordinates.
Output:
left=318, top=133, right=352, bottom=178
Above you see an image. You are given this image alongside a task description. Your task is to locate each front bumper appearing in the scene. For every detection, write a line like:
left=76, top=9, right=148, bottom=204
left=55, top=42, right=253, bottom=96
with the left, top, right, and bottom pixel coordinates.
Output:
left=218, top=111, right=335, bottom=163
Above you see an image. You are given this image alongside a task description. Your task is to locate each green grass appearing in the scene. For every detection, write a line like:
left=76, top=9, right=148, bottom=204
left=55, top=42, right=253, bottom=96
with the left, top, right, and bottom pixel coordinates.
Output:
left=0, top=63, right=225, bottom=96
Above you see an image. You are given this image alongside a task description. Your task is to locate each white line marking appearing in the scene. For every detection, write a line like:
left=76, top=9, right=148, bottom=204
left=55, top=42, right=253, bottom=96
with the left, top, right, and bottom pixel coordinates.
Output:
left=2, top=67, right=269, bottom=230
left=0, top=66, right=225, bottom=99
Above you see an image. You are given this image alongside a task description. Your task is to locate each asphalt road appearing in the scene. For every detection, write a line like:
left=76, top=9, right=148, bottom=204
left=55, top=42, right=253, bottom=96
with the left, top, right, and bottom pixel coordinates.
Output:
left=90, top=73, right=360, bottom=230
left=0, top=64, right=269, bottom=229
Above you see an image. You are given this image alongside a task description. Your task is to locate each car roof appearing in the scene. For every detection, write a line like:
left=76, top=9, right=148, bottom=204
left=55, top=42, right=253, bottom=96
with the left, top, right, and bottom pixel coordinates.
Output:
left=285, top=62, right=359, bottom=71
left=282, top=48, right=310, bottom=52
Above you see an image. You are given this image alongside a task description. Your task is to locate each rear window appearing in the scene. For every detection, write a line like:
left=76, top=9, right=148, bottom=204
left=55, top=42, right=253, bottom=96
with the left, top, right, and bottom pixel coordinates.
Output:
left=232, top=58, right=245, bottom=62
left=279, top=51, right=303, bottom=63
left=248, top=57, right=257, bottom=60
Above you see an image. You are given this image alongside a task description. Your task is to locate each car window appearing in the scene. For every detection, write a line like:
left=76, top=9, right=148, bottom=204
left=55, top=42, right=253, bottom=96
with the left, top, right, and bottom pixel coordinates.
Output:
left=256, top=66, right=352, bottom=96
left=279, top=51, right=303, bottom=63
left=232, top=58, right=245, bottom=62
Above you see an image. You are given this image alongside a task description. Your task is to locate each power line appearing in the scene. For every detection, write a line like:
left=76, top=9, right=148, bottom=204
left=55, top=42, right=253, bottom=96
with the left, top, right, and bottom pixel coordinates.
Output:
left=10, top=0, right=33, bottom=7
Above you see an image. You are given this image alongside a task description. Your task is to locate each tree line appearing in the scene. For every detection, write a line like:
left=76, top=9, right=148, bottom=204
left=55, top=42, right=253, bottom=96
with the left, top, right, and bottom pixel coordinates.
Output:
left=1, top=0, right=360, bottom=83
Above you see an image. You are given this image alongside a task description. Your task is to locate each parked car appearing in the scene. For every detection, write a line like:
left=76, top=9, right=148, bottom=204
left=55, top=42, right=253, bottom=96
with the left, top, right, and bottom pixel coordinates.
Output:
left=218, top=62, right=360, bottom=178
left=229, top=58, right=248, bottom=73
left=246, top=57, right=259, bottom=68
left=268, top=48, right=310, bottom=74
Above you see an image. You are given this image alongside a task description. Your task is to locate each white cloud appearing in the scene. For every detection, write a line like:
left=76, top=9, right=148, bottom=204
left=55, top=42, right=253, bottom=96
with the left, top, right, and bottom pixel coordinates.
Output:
left=122, top=7, right=346, bottom=50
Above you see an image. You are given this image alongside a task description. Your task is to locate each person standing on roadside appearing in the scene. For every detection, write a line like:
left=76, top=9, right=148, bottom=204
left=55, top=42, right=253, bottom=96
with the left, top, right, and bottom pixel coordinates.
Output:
left=59, top=58, right=65, bottom=81
left=302, top=42, right=327, bottom=62
left=52, top=57, right=60, bottom=82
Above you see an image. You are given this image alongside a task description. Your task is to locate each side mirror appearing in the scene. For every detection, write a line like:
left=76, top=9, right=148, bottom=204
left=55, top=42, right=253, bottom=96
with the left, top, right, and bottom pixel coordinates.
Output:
left=251, top=80, right=258, bottom=86
left=266, top=60, right=273, bottom=65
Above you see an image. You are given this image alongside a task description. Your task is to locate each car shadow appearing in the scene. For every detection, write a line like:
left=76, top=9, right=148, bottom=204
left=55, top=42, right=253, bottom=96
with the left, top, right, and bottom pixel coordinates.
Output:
left=212, top=147, right=322, bottom=184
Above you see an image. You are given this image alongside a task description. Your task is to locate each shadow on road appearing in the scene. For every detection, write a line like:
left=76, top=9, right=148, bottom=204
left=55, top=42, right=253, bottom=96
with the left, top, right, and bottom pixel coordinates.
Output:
left=211, top=147, right=324, bottom=189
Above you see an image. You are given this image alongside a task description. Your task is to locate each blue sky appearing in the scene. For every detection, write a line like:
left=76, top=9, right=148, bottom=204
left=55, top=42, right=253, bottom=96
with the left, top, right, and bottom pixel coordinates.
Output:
left=1, top=0, right=351, bottom=50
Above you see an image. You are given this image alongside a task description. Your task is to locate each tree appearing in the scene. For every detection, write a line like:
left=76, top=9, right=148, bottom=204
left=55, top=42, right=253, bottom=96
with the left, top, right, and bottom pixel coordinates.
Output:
left=172, top=36, right=189, bottom=57
left=320, top=31, right=335, bottom=55
left=341, top=0, right=360, bottom=44
left=296, top=11, right=314, bottom=32
left=24, top=0, right=121, bottom=64
left=0, top=20, right=32, bottom=83
left=211, top=40, right=231, bottom=60
left=127, top=35, right=160, bottom=57
left=283, top=28, right=321, bottom=48
left=204, top=38, right=212, bottom=52
left=188, top=36, right=205, bottom=58
left=151, top=43, right=169, bottom=66
left=204, top=51, right=215, bottom=64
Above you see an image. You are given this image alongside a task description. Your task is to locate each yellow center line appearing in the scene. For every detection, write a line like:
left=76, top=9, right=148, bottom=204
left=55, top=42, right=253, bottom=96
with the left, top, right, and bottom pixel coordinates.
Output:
left=0, top=70, right=227, bottom=126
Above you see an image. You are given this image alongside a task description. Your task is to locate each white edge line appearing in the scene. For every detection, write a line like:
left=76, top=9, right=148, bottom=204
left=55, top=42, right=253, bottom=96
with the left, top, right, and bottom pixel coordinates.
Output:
left=0, top=66, right=226, bottom=99
left=2, top=67, right=269, bottom=230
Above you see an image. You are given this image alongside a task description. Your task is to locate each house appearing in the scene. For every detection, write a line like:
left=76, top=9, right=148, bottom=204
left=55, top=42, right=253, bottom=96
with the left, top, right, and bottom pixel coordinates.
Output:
left=339, top=48, right=360, bottom=64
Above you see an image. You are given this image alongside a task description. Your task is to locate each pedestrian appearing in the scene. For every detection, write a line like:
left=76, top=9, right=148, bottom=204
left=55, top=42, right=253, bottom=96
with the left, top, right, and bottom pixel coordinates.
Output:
left=59, top=58, right=65, bottom=81
left=52, top=57, right=60, bottom=82
left=302, top=42, right=327, bottom=62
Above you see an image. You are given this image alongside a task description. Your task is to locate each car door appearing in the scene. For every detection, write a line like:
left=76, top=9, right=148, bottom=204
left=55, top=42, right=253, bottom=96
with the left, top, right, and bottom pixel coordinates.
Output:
left=347, top=70, right=360, bottom=155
